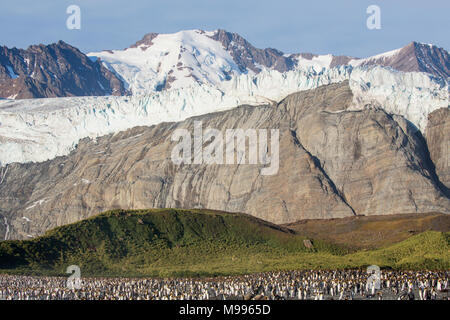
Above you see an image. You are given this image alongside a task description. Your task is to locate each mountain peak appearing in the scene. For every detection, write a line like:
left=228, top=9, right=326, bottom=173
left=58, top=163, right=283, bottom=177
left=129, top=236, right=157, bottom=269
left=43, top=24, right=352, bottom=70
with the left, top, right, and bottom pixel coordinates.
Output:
left=349, top=41, right=449, bottom=78
left=4, top=30, right=447, bottom=100
left=89, top=29, right=244, bottom=92
left=0, top=41, right=127, bottom=99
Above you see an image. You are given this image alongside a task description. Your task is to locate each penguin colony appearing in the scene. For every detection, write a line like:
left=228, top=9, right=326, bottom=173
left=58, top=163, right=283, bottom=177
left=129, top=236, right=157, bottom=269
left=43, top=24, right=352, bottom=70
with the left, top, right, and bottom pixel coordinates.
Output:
left=0, top=270, right=448, bottom=300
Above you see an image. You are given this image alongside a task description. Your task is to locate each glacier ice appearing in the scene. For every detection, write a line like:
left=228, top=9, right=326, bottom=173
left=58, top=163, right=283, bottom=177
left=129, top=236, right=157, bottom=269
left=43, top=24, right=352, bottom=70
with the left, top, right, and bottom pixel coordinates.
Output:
left=0, top=65, right=448, bottom=166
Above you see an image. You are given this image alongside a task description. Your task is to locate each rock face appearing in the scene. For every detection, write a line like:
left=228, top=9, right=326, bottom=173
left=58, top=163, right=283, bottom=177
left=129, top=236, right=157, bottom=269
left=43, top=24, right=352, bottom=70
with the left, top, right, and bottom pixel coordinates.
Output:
left=0, top=81, right=448, bottom=240
left=0, top=41, right=127, bottom=99
left=209, top=29, right=296, bottom=73
left=288, top=93, right=449, bottom=216
left=352, top=42, right=450, bottom=78
left=211, top=31, right=450, bottom=78
left=426, top=108, right=450, bottom=191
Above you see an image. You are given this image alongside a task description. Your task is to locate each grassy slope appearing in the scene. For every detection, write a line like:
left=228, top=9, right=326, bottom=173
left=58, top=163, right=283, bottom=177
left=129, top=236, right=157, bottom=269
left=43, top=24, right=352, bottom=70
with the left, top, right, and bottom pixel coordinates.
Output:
left=285, top=213, right=450, bottom=250
left=0, top=209, right=448, bottom=277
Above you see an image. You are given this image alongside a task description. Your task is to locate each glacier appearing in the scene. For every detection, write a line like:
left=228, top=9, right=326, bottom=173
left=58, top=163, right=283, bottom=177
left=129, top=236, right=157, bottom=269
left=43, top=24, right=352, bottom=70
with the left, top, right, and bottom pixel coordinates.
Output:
left=0, top=65, right=448, bottom=166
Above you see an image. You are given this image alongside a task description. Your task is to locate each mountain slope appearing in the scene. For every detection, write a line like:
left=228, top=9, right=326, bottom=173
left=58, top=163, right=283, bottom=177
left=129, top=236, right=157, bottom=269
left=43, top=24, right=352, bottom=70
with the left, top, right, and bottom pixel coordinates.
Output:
left=349, top=42, right=450, bottom=78
left=0, top=81, right=448, bottom=240
left=209, top=29, right=297, bottom=73
left=0, top=209, right=448, bottom=277
left=88, top=30, right=244, bottom=93
left=0, top=209, right=335, bottom=276
left=285, top=213, right=450, bottom=250
left=426, top=108, right=450, bottom=192
left=0, top=41, right=127, bottom=99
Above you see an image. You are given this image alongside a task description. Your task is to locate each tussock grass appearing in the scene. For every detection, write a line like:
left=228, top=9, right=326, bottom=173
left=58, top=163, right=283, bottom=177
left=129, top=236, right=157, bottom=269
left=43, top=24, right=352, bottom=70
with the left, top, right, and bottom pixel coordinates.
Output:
left=0, top=209, right=448, bottom=277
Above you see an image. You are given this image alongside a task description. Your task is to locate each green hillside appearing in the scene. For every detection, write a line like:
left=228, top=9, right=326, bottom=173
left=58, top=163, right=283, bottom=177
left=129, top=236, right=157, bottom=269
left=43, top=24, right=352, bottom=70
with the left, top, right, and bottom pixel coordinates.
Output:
left=0, top=209, right=448, bottom=277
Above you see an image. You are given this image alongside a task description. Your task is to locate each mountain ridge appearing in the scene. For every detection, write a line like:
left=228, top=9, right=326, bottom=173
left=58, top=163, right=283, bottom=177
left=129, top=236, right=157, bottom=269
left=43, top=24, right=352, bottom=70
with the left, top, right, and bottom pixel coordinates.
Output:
left=89, top=30, right=450, bottom=95
left=349, top=41, right=450, bottom=78
left=0, top=41, right=127, bottom=99
left=1, top=29, right=448, bottom=99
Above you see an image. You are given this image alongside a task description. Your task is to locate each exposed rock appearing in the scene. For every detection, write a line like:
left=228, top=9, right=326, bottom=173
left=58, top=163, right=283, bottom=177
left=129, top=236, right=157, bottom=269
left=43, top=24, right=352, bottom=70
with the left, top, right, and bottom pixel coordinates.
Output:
left=286, top=87, right=449, bottom=216
left=0, top=81, right=448, bottom=240
left=209, top=29, right=296, bottom=73
left=353, top=42, right=450, bottom=78
left=330, top=55, right=354, bottom=68
left=210, top=31, right=450, bottom=78
left=0, top=41, right=127, bottom=99
left=426, top=108, right=450, bottom=191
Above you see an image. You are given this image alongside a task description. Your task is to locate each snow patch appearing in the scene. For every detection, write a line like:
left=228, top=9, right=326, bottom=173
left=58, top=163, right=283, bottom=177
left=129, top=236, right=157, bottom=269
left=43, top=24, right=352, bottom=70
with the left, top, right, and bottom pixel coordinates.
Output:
left=3, top=217, right=9, bottom=240
left=295, top=54, right=333, bottom=71
left=25, top=199, right=48, bottom=210
left=6, top=65, right=19, bottom=79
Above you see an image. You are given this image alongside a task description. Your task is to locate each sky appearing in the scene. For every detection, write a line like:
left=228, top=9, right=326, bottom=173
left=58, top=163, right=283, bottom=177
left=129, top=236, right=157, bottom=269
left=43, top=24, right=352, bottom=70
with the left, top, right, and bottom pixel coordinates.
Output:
left=0, top=0, right=449, bottom=58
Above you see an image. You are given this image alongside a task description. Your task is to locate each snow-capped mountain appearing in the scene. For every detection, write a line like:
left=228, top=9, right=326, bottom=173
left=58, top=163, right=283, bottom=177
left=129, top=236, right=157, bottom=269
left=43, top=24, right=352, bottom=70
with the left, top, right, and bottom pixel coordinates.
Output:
left=88, top=30, right=449, bottom=95
left=0, top=29, right=448, bottom=166
left=1, top=29, right=448, bottom=100
left=87, top=29, right=348, bottom=95
left=88, top=30, right=244, bottom=94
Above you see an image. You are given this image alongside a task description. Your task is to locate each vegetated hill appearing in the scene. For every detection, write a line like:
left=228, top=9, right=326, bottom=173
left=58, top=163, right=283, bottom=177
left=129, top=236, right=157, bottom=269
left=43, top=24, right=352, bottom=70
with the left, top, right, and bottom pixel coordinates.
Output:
left=285, top=213, right=450, bottom=250
left=347, top=231, right=450, bottom=271
left=0, top=209, right=341, bottom=277
left=0, top=209, right=448, bottom=277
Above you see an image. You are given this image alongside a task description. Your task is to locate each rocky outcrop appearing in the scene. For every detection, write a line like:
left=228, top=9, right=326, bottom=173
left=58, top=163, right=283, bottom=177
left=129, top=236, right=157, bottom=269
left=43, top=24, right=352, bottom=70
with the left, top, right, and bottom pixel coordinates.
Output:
left=284, top=89, right=449, bottom=216
left=0, top=81, right=448, bottom=240
left=130, top=33, right=159, bottom=49
left=209, top=29, right=296, bottom=73
left=0, top=41, right=127, bottom=99
left=426, top=108, right=450, bottom=191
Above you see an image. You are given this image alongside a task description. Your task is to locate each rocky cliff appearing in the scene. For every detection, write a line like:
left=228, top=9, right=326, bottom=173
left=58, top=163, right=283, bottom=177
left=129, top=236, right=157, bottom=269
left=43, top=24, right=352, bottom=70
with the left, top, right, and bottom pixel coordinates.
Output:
left=0, top=81, right=448, bottom=240
left=0, top=41, right=127, bottom=99
left=426, top=108, right=450, bottom=192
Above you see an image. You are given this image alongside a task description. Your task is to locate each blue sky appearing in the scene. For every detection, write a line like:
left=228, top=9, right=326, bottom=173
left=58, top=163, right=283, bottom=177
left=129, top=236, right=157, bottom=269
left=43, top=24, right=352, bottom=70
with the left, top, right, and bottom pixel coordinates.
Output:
left=0, top=0, right=448, bottom=57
